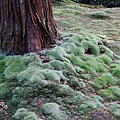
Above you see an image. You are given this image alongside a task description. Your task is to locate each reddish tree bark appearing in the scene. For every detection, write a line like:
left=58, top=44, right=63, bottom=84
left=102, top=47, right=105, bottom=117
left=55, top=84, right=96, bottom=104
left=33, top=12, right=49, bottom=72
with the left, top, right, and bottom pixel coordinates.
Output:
left=0, top=0, right=57, bottom=55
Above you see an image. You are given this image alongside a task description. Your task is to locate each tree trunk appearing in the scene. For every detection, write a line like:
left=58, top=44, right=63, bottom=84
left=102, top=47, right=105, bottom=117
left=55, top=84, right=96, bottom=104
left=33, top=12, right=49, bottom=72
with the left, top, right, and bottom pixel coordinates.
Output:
left=0, top=0, right=57, bottom=55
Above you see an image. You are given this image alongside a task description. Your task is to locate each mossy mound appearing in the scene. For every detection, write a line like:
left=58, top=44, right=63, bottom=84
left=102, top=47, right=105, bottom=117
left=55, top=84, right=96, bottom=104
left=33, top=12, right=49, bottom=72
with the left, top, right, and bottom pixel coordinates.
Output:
left=42, top=103, right=68, bottom=120
left=0, top=33, right=120, bottom=120
left=90, top=73, right=118, bottom=89
left=90, top=12, right=110, bottom=19
left=100, top=86, right=120, bottom=101
left=13, top=108, right=42, bottom=120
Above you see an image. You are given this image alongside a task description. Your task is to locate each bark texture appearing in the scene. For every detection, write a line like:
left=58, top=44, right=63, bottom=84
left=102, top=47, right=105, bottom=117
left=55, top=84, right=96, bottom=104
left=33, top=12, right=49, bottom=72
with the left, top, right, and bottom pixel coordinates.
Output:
left=0, top=0, right=57, bottom=55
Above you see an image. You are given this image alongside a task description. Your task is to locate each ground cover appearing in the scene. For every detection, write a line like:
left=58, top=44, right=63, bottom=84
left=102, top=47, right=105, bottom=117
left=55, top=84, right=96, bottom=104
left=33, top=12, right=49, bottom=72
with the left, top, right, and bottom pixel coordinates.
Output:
left=0, top=1, right=120, bottom=120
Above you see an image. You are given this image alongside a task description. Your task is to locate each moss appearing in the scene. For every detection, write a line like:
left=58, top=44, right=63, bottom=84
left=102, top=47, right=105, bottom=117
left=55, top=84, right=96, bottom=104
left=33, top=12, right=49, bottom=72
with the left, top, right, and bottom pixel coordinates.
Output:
left=85, top=57, right=107, bottom=73
left=42, top=103, right=67, bottom=120
left=90, top=12, right=109, bottom=19
left=80, top=102, right=97, bottom=114
left=46, top=70, right=61, bottom=83
left=110, top=66, right=120, bottom=78
left=13, top=108, right=41, bottom=120
left=71, top=34, right=84, bottom=42
left=100, top=86, right=120, bottom=100
left=46, top=46, right=69, bottom=61
left=0, top=83, right=11, bottom=99
left=97, top=54, right=113, bottom=64
left=0, top=59, right=6, bottom=73
left=99, top=45, right=114, bottom=58
left=21, top=53, right=42, bottom=66
left=107, top=103, right=120, bottom=119
left=4, top=56, right=26, bottom=79
left=0, top=54, right=6, bottom=60
left=17, top=67, right=46, bottom=82
left=100, top=89, right=114, bottom=100
left=95, top=73, right=117, bottom=89
left=70, top=54, right=85, bottom=67
left=81, top=40, right=100, bottom=55
left=80, top=74, right=91, bottom=80
left=41, top=63, right=54, bottom=69
left=50, top=60, right=64, bottom=70
left=56, top=85, right=75, bottom=97
left=63, top=42, right=85, bottom=55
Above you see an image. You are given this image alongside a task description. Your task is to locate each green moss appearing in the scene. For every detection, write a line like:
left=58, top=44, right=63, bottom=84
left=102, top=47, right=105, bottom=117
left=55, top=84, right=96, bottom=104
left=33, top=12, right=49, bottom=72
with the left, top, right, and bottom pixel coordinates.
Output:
left=95, top=73, right=117, bottom=89
left=70, top=54, right=85, bottom=67
left=100, top=86, right=120, bottom=100
left=81, top=40, right=100, bottom=55
left=17, top=67, right=46, bottom=82
left=80, top=102, right=97, bottom=114
left=4, top=56, right=26, bottom=79
left=97, top=54, right=113, bottom=64
left=100, top=89, right=114, bottom=100
left=41, top=63, right=54, bottom=69
left=80, top=74, right=91, bottom=80
left=0, top=83, right=11, bottom=99
left=91, top=12, right=109, bottom=19
left=56, top=85, right=75, bottom=97
left=110, top=66, right=120, bottom=78
left=99, top=45, right=114, bottom=58
left=107, top=103, right=120, bottom=119
left=46, top=46, right=69, bottom=61
left=0, top=59, right=6, bottom=73
left=85, top=57, right=107, bottom=73
left=42, top=103, right=67, bottom=120
left=21, top=53, right=42, bottom=66
left=50, top=60, right=64, bottom=70
left=13, top=108, right=41, bottom=120
left=0, top=54, right=6, bottom=60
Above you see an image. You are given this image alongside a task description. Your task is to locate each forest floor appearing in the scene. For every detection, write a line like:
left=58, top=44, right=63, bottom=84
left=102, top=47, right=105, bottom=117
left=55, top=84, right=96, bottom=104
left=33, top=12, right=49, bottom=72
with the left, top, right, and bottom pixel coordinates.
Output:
left=0, top=1, right=120, bottom=120
left=53, top=1, right=120, bottom=55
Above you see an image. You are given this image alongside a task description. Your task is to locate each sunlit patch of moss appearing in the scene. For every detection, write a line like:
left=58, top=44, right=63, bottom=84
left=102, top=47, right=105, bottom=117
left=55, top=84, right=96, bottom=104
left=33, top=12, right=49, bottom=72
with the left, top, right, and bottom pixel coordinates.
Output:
left=85, top=57, right=107, bottom=73
left=100, top=86, right=120, bottom=100
left=110, top=65, right=120, bottom=78
left=95, top=73, right=117, bottom=88
left=70, top=54, right=85, bottom=67
left=80, top=74, right=92, bottom=80
left=46, top=46, right=69, bottom=61
left=97, top=54, right=113, bottom=64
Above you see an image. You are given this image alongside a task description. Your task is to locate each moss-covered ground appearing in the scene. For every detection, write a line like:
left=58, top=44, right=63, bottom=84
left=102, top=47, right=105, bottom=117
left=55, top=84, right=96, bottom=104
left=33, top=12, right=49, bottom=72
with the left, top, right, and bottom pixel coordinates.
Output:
left=0, top=1, right=120, bottom=120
